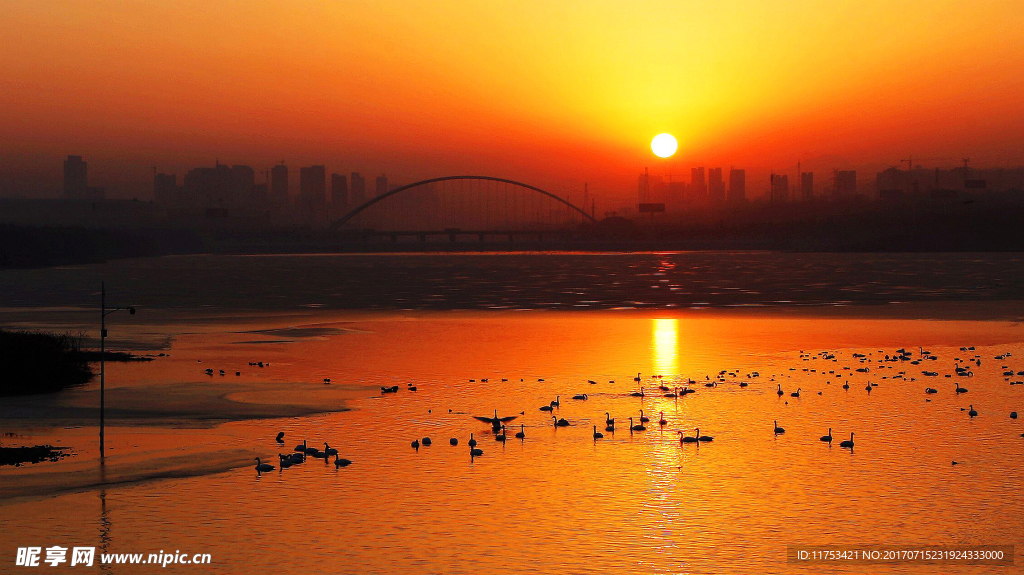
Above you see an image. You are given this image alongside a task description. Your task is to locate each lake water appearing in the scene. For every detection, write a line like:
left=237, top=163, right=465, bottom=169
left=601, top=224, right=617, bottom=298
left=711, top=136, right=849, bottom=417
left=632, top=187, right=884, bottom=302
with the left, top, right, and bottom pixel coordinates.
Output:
left=2, top=252, right=1023, bottom=573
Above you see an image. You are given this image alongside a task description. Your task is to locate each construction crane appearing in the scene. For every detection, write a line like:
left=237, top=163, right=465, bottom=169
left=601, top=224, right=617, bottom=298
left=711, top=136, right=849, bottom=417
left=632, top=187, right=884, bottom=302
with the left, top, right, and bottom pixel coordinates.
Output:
left=900, top=156, right=952, bottom=171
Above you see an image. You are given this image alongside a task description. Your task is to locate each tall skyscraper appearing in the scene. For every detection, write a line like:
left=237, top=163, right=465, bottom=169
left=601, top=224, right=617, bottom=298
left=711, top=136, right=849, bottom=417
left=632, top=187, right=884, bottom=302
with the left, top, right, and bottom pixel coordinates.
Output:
left=299, top=165, right=327, bottom=205
left=350, top=172, right=366, bottom=205
left=331, top=173, right=348, bottom=208
left=63, top=155, right=88, bottom=199
left=800, top=172, right=814, bottom=200
left=154, top=172, right=178, bottom=205
left=270, top=163, right=289, bottom=204
left=707, top=167, right=725, bottom=203
left=771, top=174, right=790, bottom=202
left=688, top=167, right=706, bottom=203
left=230, top=165, right=255, bottom=206
left=375, top=174, right=388, bottom=197
left=728, top=169, right=746, bottom=203
left=836, top=170, right=856, bottom=198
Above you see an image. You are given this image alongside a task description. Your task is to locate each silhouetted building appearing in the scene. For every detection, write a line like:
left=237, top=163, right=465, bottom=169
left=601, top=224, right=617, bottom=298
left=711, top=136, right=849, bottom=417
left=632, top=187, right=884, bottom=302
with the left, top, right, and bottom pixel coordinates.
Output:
left=800, top=172, right=814, bottom=200
left=331, top=173, right=348, bottom=208
left=184, top=163, right=233, bottom=208
left=728, top=169, right=745, bottom=203
left=688, top=167, right=706, bottom=203
left=270, top=164, right=289, bottom=203
left=63, top=156, right=88, bottom=199
left=154, top=173, right=178, bottom=205
left=230, top=165, right=255, bottom=206
left=835, top=170, right=856, bottom=198
left=375, top=174, right=388, bottom=198
left=250, top=183, right=268, bottom=205
left=771, top=174, right=789, bottom=202
left=350, top=172, right=366, bottom=205
left=708, top=168, right=725, bottom=203
left=299, top=165, right=326, bottom=205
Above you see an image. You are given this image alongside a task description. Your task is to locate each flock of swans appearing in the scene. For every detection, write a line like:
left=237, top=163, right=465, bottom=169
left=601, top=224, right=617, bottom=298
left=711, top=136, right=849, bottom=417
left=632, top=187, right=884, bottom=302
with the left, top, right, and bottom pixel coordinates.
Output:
left=255, top=345, right=1022, bottom=474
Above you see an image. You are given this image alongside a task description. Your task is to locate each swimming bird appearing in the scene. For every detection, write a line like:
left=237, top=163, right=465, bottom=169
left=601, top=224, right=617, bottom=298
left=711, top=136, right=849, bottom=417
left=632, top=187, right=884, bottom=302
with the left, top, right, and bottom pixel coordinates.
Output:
left=839, top=432, right=855, bottom=448
left=925, top=388, right=937, bottom=394
left=411, top=439, right=420, bottom=450
left=323, top=443, right=338, bottom=456
left=696, top=428, right=714, bottom=442
left=254, top=458, right=275, bottom=474
left=593, top=425, right=604, bottom=440
left=515, top=424, right=525, bottom=439
left=777, top=384, right=784, bottom=397
left=774, top=420, right=785, bottom=434
left=540, top=403, right=554, bottom=412
left=842, top=380, right=850, bottom=390
left=468, top=433, right=477, bottom=448
left=276, top=432, right=285, bottom=443
left=679, top=430, right=698, bottom=443
left=470, top=447, right=483, bottom=457
left=552, top=415, right=570, bottom=427
left=629, top=387, right=645, bottom=397
left=605, top=412, right=615, bottom=426
left=659, top=411, right=668, bottom=426
left=639, top=410, right=650, bottom=423
left=629, top=417, right=646, bottom=432
left=1012, top=412, right=1018, bottom=419
left=422, top=437, right=432, bottom=446
left=634, top=372, right=641, bottom=383
left=572, top=393, right=589, bottom=400
left=955, top=382, right=968, bottom=393
left=968, top=405, right=977, bottom=417
left=278, top=454, right=294, bottom=468
left=551, top=396, right=561, bottom=407
left=294, top=439, right=307, bottom=453
left=303, top=442, right=320, bottom=455
left=790, top=388, right=801, bottom=398
left=495, top=426, right=506, bottom=442
left=473, top=410, right=518, bottom=428
left=820, top=428, right=833, bottom=442
left=334, top=455, right=352, bottom=468
left=450, top=437, right=459, bottom=446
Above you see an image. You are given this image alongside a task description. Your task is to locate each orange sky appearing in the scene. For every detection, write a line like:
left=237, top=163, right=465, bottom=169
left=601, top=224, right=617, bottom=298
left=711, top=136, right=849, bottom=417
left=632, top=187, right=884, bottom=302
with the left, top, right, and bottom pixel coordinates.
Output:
left=1, top=0, right=1023, bottom=201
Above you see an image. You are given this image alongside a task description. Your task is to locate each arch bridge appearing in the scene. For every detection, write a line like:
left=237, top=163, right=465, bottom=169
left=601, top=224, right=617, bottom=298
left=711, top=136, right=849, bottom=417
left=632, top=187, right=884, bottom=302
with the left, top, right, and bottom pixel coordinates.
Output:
left=329, top=176, right=597, bottom=236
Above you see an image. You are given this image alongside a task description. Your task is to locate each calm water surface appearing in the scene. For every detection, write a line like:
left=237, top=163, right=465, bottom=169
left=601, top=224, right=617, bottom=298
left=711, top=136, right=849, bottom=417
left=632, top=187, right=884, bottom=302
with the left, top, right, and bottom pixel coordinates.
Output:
left=2, top=253, right=1023, bottom=574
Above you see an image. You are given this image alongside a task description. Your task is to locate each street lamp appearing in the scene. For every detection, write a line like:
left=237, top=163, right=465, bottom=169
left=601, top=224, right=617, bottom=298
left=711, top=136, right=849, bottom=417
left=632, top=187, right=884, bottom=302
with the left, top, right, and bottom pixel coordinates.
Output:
left=100, top=281, right=135, bottom=460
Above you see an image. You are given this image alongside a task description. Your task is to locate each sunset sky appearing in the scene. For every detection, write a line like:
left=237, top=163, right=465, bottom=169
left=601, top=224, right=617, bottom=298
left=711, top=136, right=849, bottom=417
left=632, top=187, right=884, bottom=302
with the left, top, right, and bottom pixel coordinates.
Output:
left=2, top=0, right=1023, bottom=202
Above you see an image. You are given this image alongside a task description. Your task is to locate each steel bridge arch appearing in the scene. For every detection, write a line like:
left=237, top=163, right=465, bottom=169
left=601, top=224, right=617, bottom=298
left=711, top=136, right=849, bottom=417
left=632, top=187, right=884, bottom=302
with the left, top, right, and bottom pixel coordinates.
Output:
left=329, top=175, right=597, bottom=229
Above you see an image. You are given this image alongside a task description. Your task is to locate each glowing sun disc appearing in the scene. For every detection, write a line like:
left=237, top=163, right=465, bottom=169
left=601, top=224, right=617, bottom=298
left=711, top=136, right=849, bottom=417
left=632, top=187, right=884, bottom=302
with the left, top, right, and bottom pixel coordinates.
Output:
left=651, top=133, right=678, bottom=158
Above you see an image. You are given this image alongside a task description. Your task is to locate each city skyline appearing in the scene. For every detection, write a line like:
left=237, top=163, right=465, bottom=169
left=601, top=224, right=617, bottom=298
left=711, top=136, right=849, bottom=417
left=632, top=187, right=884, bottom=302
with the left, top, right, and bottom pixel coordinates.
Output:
left=2, top=1, right=1023, bottom=203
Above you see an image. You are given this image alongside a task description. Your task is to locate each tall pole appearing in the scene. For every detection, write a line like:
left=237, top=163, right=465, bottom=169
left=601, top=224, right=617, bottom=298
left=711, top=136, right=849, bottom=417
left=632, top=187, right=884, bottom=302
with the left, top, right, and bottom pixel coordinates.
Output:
left=100, top=281, right=105, bottom=460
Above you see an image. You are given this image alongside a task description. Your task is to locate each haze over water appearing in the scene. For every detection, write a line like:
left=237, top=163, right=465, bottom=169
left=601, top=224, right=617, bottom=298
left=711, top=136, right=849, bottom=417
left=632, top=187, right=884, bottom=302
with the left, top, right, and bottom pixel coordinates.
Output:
left=2, top=252, right=1023, bottom=573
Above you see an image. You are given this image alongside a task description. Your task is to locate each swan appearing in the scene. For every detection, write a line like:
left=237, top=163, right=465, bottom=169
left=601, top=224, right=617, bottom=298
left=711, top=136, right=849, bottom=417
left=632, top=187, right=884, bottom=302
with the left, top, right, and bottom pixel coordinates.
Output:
left=540, top=404, right=554, bottom=412
left=334, top=455, right=352, bottom=468
left=629, top=417, right=646, bottom=432
left=820, top=428, right=832, bottom=442
left=495, top=426, right=507, bottom=442
left=276, top=432, right=285, bottom=443
left=925, top=388, right=937, bottom=394
left=739, top=382, right=748, bottom=388
left=634, top=372, right=641, bottom=383
left=468, top=433, right=477, bottom=448
left=777, top=384, right=784, bottom=396
left=774, top=420, right=785, bottom=434
left=839, top=432, right=854, bottom=448
left=303, top=442, right=320, bottom=455
left=411, top=439, right=420, bottom=450
left=639, top=410, right=650, bottom=423
left=552, top=416, right=570, bottom=427
left=865, top=383, right=872, bottom=392
left=278, top=454, right=294, bottom=468
left=842, top=380, right=850, bottom=390
left=968, top=405, right=977, bottom=417
left=955, top=382, right=968, bottom=393
left=790, top=388, right=800, bottom=398
left=696, top=428, right=714, bottom=442
left=551, top=396, right=561, bottom=407
left=323, top=443, right=338, bottom=456
left=422, top=437, right=432, bottom=446
left=605, top=422, right=615, bottom=432
left=593, top=425, right=604, bottom=440
left=294, top=439, right=307, bottom=453
left=470, top=447, right=483, bottom=457
left=605, top=412, right=615, bottom=426
left=450, top=438, right=459, bottom=446
left=473, top=410, right=518, bottom=427
left=679, top=430, right=698, bottom=443
left=659, top=411, right=668, bottom=426
left=515, top=424, right=525, bottom=439
left=572, top=393, right=589, bottom=400
left=254, top=458, right=275, bottom=473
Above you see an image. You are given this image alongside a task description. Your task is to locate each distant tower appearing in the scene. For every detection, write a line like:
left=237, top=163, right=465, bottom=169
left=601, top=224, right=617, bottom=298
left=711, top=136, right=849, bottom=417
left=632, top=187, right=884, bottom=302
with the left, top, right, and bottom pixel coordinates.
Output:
left=375, top=174, right=388, bottom=198
left=800, top=172, right=814, bottom=200
left=331, top=173, right=348, bottom=209
left=63, top=155, right=88, bottom=199
left=270, top=163, right=289, bottom=203
left=728, top=168, right=745, bottom=203
left=350, top=172, right=366, bottom=205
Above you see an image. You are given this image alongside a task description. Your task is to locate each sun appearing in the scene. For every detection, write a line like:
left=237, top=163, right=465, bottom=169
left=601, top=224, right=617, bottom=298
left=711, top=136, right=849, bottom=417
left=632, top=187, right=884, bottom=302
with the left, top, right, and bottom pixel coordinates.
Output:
left=651, top=133, right=678, bottom=158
